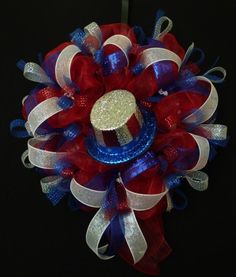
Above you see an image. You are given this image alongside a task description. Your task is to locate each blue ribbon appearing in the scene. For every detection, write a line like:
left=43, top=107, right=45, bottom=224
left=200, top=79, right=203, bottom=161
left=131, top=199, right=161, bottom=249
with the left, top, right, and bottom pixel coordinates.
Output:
left=70, top=28, right=88, bottom=54
left=103, top=51, right=127, bottom=75
left=63, top=123, right=80, bottom=141
left=46, top=179, right=70, bottom=206
left=10, top=119, right=29, bottom=138
left=121, top=151, right=161, bottom=184
left=16, top=59, right=26, bottom=72
left=57, top=95, right=73, bottom=109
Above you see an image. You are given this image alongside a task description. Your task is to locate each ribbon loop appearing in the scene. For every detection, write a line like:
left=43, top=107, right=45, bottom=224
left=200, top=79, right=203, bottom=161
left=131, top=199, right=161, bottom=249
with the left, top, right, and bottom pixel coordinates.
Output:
left=86, top=208, right=115, bottom=260
left=126, top=188, right=168, bottom=211
left=185, top=171, right=209, bottom=191
left=27, top=97, right=63, bottom=136
left=24, top=62, right=53, bottom=84
left=103, top=35, right=132, bottom=65
left=55, top=44, right=81, bottom=88
left=153, top=16, right=173, bottom=40
left=140, top=48, right=182, bottom=70
left=188, top=133, right=210, bottom=171
left=183, top=76, right=218, bottom=125
left=204, top=66, right=226, bottom=83
left=84, top=22, right=102, bottom=49
left=28, top=138, right=66, bottom=169
left=198, top=124, right=227, bottom=140
left=181, top=43, right=205, bottom=67
left=70, top=178, right=106, bottom=208
left=40, top=176, right=63, bottom=193
left=21, top=150, right=34, bottom=169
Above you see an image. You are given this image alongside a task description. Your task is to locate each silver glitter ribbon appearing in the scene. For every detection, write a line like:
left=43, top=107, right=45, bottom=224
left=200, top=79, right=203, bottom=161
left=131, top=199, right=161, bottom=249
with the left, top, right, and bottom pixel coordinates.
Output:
left=188, top=133, right=210, bottom=171
left=183, top=76, right=218, bottom=124
left=103, top=34, right=132, bottom=65
left=204, top=66, right=227, bottom=84
left=140, top=47, right=182, bottom=70
left=27, top=97, right=63, bottom=136
left=55, top=44, right=81, bottom=88
left=181, top=42, right=195, bottom=67
left=84, top=22, right=102, bottom=52
left=40, top=176, right=63, bottom=193
left=28, top=138, right=66, bottom=169
left=21, top=149, right=34, bottom=169
left=185, top=171, right=209, bottom=191
left=70, top=176, right=168, bottom=263
left=153, top=16, right=173, bottom=40
left=21, top=96, right=65, bottom=170
left=198, top=124, right=228, bottom=140
left=24, top=62, right=53, bottom=84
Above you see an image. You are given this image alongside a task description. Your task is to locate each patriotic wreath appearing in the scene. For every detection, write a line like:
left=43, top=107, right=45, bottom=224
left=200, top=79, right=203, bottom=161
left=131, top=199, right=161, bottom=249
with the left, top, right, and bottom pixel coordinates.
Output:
left=11, top=12, right=227, bottom=275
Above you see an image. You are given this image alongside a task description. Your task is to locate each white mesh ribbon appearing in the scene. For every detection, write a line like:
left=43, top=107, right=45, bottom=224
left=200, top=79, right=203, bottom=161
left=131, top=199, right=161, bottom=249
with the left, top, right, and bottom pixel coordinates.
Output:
left=24, top=62, right=54, bottom=84
left=55, top=44, right=81, bottom=88
left=70, top=177, right=168, bottom=263
left=27, top=97, right=63, bottom=137
left=28, top=138, right=66, bottom=169
left=140, top=47, right=182, bottom=70
left=103, top=34, right=132, bottom=65
left=183, top=76, right=219, bottom=125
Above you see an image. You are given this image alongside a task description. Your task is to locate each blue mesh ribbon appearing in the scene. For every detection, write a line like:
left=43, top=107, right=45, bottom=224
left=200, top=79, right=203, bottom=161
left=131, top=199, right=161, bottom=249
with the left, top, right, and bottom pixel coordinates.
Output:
left=103, top=51, right=127, bottom=75
left=10, top=119, right=29, bottom=138
left=46, top=179, right=70, bottom=206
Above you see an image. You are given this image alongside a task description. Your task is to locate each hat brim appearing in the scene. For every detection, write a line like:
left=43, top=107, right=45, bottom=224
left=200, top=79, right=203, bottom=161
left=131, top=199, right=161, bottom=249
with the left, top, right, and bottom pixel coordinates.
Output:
left=85, top=108, right=157, bottom=165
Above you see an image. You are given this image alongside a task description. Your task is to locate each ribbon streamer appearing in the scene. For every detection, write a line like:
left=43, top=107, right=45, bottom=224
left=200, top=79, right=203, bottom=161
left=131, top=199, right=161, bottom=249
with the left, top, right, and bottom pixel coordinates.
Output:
left=70, top=174, right=168, bottom=263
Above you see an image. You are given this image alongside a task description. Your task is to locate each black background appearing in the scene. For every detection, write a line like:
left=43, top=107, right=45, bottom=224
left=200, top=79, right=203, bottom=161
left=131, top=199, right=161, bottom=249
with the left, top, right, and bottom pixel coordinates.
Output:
left=3, top=0, right=236, bottom=276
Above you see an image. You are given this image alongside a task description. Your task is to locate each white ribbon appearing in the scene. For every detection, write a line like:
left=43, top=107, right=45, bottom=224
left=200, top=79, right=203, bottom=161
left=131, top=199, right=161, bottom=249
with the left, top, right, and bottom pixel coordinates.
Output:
left=153, top=16, right=173, bottom=40
left=103, top=34, right=132, bottom=65
left=28, top=138, right=66, bottom=169
left=204, top=66, right=227, bottom=84
left=24, top=62, right=54, bottom=84
left=188, top=133, right=210, bottom=171
left=40, top=175, right=63, bottom=193
left=140, top=47, right=182, bottom=70
left=181, top=42, right=195, bottom=67
left=21, top=149, right=34, bottom=169
left=197, top=124, right=227, bottom=140
left=70, top=176, right=168, bottom=263
left=185, top=171, right=209, bottom=191
left=55, top=44, right=81, bottom=88
left=27, top=97, right=63, bottom=136
left=183, top=76, right=218, bottom=125
left=84, top=22, right=102, bottom=50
